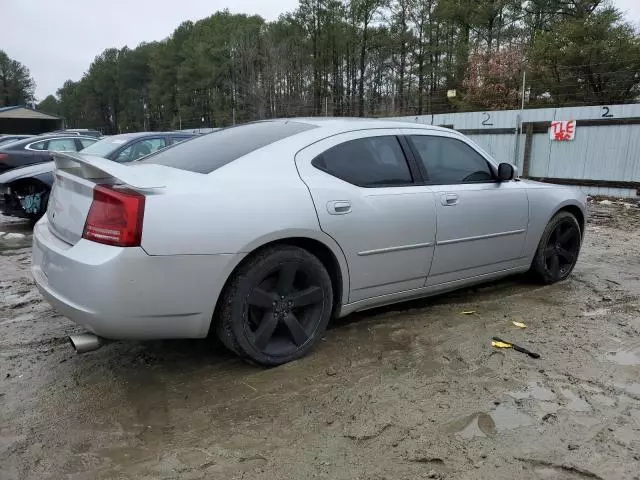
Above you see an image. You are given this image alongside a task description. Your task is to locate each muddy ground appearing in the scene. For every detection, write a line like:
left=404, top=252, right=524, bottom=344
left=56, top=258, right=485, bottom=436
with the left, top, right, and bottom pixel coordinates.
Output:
left=1, top=201, right=640, bottom=480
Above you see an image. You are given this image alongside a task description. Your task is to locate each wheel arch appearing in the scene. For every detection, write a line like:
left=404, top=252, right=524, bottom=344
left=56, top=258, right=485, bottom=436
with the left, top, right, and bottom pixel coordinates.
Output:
left=213, top=230, right=350, bottom=325
left=550, top=201, right=586, bottom=236
left=8, top=176, right=50, bottom=191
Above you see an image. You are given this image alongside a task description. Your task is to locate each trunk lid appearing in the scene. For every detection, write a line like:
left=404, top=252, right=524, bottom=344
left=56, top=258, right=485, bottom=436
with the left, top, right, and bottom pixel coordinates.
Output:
left=47, top=152, right=167, bottom=245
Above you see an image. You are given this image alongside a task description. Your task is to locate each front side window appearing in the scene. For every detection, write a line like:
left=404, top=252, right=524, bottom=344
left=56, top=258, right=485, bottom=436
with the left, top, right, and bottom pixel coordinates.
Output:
left=312, top=136, right=413, bottom=187
left=48, top=138, right=78, bottom=152
left=116, top=138, right=166, bottom=162
left=410, top=135, right=494, bottom=184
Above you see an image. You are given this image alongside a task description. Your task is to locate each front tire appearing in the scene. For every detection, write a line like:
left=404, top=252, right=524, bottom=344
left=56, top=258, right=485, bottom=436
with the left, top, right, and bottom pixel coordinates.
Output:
left=531, top=211, right=581, bottom=284
left=215, top=246, right=333, bottom=366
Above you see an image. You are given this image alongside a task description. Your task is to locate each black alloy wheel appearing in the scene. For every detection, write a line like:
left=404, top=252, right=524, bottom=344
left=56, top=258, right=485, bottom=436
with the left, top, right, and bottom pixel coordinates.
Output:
left=532, top=211, right=581, bottom=284
left=216, top=246, right=333, bottom=366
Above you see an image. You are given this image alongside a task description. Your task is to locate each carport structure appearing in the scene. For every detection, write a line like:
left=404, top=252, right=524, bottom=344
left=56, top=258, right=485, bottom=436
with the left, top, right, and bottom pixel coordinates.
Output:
left=0, top=105, right=62, bottom=135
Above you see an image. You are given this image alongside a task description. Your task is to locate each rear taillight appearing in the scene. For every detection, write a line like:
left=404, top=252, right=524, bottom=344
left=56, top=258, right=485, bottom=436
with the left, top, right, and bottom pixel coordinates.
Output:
left=0, top=153, right=8, bottom=161
left=82, top=185, right=145, bottom=247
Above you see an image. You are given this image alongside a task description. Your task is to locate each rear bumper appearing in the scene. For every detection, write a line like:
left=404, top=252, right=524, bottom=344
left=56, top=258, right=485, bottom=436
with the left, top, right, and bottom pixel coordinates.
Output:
left=31, top=217, right=241, bottom=340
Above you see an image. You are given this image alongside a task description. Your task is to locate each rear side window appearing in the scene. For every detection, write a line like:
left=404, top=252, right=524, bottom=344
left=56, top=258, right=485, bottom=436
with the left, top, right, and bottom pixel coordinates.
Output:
left=410, top=135, right=494, bottom=184
left=312, top=136, right=413, bottom=187
left=28, top=140, right=47, bottom=151
left=139, top=121, right=316, bottom=173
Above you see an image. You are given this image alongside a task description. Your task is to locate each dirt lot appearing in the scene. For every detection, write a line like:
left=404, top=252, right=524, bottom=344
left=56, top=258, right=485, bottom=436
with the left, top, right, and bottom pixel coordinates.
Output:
left=1, top=201, right=640, bottom=480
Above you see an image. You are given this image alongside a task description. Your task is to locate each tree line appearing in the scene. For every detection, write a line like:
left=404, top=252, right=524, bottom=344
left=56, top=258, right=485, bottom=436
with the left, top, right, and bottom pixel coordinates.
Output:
left=0, top=50, right=35, bottom=107
left=35, top=0, right=640, bottom=134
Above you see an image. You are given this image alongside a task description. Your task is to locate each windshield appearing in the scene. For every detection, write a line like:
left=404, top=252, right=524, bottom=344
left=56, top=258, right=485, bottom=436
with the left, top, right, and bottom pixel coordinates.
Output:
left=80, top=136, right=133, bottom=157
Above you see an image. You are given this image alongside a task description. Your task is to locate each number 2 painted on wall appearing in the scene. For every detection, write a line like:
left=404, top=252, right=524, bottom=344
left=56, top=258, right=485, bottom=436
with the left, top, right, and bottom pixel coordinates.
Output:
left=602, top=106, right=614, bottom=118
left=481, top=112, right=494, bottom=126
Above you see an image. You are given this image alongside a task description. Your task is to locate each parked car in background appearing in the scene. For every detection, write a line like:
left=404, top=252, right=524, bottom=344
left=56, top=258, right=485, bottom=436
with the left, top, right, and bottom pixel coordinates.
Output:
left=47, top=129, right=103, bottom=138
left=30, top=119, right=586, bottom=366
left=0, top=134, right=33, bottom=146
left=176, top=128, right=221, bottom=135
left=0, top=134, right=97, bottom=220
left=79, top=131, right=195, bottom=162
left=0, top=135, right=97, bottom=174
left=0, top=132, right=194, bottom=220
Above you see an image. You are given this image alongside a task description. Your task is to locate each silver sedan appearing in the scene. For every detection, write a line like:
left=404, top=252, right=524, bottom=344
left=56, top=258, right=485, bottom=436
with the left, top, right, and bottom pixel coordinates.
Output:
left=31, top=119, right=586, bottom=365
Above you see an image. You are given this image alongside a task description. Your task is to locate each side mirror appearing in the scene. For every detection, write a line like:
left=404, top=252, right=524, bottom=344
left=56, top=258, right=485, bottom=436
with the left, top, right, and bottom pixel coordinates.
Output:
left=498, top=163, right=515, bottom=181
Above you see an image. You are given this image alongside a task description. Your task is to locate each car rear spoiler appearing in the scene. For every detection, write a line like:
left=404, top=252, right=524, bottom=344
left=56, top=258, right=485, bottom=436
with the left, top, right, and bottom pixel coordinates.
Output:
left=53, top=151, right=166, bottom=190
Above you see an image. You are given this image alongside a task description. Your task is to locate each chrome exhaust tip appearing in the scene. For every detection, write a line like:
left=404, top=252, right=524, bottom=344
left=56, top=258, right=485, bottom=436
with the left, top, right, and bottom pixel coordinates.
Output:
left=68, top=333, right=104, bottom=354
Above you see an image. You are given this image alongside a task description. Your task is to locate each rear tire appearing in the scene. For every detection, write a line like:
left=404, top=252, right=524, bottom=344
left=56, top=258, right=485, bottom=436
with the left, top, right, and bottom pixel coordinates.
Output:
left=215, top=246, right=333, bottom=366
left=531, top=211, right=581, bottom=284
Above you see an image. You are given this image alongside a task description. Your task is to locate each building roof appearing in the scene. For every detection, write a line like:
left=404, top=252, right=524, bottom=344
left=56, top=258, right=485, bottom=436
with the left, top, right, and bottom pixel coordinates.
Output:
left=0, top=105, right=61, bottom=120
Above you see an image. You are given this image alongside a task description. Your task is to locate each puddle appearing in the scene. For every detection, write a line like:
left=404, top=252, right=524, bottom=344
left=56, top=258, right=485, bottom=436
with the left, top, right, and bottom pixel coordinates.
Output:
left=454, top=413, right=495, bottom=439
left=560, top=389, right=591, bottom=412
left=448, top=406, right=533, bottom=439
left=606, top=349, right=640, bottom=366
left=508, top=382, right=556, bottom=402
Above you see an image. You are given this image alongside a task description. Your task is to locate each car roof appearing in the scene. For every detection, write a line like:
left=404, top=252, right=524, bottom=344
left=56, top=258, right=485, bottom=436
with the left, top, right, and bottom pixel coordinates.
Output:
left=285, top=117, right=451, bottom=133
left=106, top=132, right=195, bottom=140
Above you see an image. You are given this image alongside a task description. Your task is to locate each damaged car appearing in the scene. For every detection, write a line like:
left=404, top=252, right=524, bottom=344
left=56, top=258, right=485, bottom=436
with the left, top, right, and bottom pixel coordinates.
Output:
left=31, top=119, right=587, bottom=366
left=0, top=135, right=98, bottom=220
left=0, top=132, right=193, bottom=220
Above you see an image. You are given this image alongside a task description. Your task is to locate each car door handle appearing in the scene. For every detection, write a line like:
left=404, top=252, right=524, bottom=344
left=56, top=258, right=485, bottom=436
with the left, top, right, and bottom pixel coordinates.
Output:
left=327, top=200, right=352, bottom=215
left=441, top=193, right=459, bottom=206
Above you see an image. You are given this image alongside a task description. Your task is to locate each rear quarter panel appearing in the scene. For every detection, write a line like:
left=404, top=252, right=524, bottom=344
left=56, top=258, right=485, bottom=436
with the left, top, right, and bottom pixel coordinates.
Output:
left=521, top=181, right=587, bottom=260
left=140, top=145, right=322, bottom=256
left=141, top=143, right=351, bottom=305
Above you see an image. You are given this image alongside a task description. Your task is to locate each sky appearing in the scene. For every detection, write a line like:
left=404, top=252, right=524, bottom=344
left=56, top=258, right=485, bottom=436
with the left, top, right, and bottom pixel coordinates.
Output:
left=1, top=0, right=638, bottom=101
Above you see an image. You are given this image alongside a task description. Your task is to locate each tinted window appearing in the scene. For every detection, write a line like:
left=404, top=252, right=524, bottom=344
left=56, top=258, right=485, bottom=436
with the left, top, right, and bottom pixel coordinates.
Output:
left=48, top=138, right=78, bottom=152
left=410, top=135, right=494, bottom=184
left=138, top=121, right=316, bottom=173
left=115, top=138, right=166, bottom=163
left=312, top=136, right=412, bottom=187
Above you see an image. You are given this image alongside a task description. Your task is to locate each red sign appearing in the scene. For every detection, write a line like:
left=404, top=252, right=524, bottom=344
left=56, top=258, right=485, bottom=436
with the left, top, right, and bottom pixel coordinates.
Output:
left=550, top=120, right=576, bottom=141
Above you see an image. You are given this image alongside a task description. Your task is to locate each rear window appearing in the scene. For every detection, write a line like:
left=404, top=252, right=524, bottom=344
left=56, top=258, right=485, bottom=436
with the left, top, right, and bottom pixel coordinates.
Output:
left=138, top=121, right=316, bottom=173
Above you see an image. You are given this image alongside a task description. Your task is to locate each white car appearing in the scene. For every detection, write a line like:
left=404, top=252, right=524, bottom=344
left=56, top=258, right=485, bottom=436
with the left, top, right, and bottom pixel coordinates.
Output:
left=31, top=119, right=586, bottom=365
